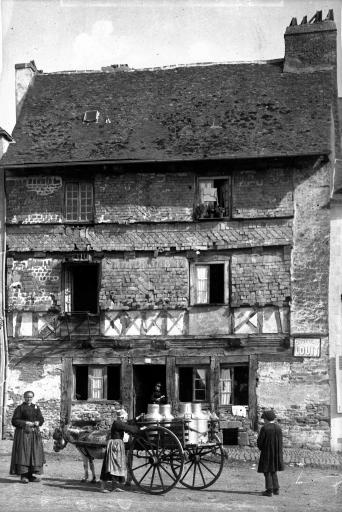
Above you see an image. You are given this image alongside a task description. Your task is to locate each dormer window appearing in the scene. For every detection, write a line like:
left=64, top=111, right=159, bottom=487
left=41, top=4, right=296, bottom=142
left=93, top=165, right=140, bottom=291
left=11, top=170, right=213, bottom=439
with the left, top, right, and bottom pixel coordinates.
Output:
left=83, top=110, right=100, bottom=123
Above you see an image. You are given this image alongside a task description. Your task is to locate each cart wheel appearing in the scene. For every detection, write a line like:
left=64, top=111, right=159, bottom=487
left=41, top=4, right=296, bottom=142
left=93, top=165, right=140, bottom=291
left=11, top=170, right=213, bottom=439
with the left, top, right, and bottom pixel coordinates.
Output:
left=128, top=425, right=184, bottom=495
left=174, top=435, right=224, bottom=489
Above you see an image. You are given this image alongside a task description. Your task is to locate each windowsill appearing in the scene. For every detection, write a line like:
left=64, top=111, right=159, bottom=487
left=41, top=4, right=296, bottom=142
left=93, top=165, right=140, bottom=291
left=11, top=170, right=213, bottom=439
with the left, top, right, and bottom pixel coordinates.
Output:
left=72, top=399, right=120, bottom=403
left=196, top=216, right=230, bottom=221
left=190, top=303, right=227, bottom=307
left=64, top=220, right=94, bottom=225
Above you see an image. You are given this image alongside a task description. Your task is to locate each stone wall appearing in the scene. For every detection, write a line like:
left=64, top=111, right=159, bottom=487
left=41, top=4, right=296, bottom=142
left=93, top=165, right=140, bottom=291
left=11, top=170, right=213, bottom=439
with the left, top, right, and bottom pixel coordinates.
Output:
left=291, top=162, right=331, bottom=333
left=6, top=176, right=64, bottom=224
left=5, top=361, right=62, bottom=439
left=6, top=167, right=295, bottom=225
left=231, top=249, right=291, bottom=307
left=257, top=340, right=330, bottom=450
left=100, top=255, right=188, bottom=309
left=232, top=168, right=293, bottom=218
left=7, top=257, right=61, bottom=310
left=95, top=172, right=194, bottom=222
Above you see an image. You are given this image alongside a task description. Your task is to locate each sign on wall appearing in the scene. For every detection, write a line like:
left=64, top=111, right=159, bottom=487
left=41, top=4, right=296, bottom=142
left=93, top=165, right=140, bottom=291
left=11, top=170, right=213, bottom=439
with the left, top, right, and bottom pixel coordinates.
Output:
left=293, top=338, right=321, bottom=358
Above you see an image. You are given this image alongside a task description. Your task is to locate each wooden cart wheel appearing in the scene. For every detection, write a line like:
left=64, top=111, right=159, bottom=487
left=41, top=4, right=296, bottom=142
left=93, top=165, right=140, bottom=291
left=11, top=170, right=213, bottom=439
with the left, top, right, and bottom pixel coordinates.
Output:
left=173, top=434, right=224, bottom=490
left=128, top=425, right=184, bottom=495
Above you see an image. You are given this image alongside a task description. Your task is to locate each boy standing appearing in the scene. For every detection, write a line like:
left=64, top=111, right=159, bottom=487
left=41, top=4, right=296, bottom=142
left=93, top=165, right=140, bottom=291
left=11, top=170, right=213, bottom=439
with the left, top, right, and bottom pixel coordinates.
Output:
left=257, top=410, right=284, bottom=496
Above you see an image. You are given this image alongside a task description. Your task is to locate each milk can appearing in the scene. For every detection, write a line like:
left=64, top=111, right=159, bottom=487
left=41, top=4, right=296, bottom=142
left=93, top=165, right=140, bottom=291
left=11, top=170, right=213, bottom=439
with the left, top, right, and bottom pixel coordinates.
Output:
left=145, top=404, right=162, bottom=440
left=189, top=403, right=209, bottom=444
left=177, top=402, right=192, bottom=418
left=160, top=404, right=174, bottom=426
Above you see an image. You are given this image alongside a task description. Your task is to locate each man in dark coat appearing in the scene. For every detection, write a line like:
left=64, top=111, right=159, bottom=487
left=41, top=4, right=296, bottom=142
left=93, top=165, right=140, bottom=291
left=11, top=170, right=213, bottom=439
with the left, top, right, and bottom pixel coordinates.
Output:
left=10, top=390, right=45, bottom=483
left=257, top=409, right=284, bottom=496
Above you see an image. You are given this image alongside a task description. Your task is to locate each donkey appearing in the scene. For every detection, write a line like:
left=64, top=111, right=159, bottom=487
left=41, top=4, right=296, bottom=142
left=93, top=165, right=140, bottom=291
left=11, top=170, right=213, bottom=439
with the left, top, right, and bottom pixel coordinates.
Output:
left=53, top=423, right=108, bottom=482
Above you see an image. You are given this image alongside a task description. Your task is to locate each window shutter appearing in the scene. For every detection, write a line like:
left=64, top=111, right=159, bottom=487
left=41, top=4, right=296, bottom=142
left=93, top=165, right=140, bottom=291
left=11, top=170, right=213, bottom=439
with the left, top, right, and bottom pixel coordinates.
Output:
left=220, top=368, right=232, bottom=405
left=64, top=268, right=72, bottom=313
left=89, top=366, right=104, bottom=400
left=196, top=265, right=209, bottom=304
left=336, top=353, right=342, bottom=414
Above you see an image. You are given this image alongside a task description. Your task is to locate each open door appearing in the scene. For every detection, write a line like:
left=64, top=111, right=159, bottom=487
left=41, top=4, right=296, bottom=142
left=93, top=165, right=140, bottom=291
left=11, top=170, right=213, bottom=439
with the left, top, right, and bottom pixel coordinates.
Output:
left=133, top=365, right=166, bottom=416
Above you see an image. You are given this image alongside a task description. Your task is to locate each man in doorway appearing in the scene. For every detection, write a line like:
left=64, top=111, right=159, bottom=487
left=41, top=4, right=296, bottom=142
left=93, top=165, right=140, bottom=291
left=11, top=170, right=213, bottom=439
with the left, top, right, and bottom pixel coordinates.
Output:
left=149, top=382, right=166, bottom=404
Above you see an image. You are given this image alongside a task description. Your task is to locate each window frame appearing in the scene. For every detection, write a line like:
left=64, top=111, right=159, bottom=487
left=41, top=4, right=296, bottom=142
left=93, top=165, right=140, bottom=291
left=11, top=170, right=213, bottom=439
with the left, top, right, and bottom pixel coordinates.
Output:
left=196, top=176, right=231, bottom=220
left=189, top=259, right=229, bottom=306
left=64, top=180, right=94, bottom=223
left=219, top=364, right=249, bottom=407
left=73, top=364, right=121, bottom=402
left=63, top=262, right=100, bottom=314
left=178, top=365, right=209, bottom=403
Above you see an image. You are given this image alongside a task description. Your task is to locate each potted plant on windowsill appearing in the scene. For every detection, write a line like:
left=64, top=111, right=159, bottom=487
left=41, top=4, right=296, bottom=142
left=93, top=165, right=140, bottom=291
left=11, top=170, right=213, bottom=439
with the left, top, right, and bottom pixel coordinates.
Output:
left=194, top=203, right=208, bottom=220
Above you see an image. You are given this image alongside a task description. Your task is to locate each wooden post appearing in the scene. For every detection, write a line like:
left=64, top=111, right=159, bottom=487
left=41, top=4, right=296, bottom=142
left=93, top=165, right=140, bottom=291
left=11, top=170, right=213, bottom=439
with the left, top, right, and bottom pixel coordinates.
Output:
left=60, top=357, right=73, bottom=425
left=0, top=167, right=7, bottom=439
left=248, top=355, right=258, bottom=431
left=121, top=357, right=133, bottom=418
left=209, top=356, right=216, bottom=411
left=166, top=356, right=176, bottom=411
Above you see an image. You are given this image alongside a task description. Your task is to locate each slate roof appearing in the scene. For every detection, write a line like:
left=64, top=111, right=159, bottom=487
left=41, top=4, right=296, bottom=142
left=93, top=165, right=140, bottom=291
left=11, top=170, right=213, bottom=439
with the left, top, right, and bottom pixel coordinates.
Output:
left=2, top=61, right=336, bottom=166
left=6, top=219, right=292, bottom=253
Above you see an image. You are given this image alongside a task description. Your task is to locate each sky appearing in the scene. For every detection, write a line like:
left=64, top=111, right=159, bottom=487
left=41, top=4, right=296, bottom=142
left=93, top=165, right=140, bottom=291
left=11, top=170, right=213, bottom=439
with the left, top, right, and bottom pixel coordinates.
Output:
left=0, top=0, right=341, bottom=133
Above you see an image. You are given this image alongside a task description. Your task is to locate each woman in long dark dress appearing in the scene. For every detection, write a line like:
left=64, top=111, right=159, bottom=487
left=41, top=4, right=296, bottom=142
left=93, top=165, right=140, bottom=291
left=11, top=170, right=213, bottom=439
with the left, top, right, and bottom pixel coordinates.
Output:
left=257, top=410, right=284, bottom=496
left=10, top=390, right=45, bottom=483
left=100, top=409, right=139, bottom=493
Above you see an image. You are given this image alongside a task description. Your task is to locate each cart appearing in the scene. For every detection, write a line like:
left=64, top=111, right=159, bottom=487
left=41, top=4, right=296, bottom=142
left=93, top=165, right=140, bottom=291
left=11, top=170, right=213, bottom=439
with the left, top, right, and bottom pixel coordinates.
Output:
left=128, top=418, right=225, bottom=495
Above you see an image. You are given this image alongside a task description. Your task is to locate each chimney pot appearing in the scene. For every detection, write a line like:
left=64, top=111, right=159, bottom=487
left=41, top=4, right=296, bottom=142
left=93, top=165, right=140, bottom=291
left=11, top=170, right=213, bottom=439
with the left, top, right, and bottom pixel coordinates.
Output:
left=284, top=11, right=337, bottom=74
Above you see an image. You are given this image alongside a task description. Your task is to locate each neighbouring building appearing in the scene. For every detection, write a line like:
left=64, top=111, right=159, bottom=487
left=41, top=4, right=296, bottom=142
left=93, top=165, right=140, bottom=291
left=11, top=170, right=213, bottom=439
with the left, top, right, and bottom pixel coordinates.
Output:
left=1, top=11, right=342, bottom=451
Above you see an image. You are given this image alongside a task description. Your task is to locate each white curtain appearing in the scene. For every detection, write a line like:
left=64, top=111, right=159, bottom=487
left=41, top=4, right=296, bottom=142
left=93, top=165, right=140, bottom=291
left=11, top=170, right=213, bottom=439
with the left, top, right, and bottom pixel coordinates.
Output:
left=220, top=368, right=232, bottom=405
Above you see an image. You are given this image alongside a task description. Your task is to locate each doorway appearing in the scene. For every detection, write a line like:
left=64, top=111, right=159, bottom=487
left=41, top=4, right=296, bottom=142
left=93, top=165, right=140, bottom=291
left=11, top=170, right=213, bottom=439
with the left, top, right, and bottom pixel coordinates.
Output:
left=133, top=365, right=166, bottom=416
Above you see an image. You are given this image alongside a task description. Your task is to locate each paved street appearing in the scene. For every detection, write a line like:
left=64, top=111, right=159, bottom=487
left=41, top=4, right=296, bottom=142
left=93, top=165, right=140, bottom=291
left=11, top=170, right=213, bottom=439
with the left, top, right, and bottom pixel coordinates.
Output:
left=0, top=447, right=341, bottom=512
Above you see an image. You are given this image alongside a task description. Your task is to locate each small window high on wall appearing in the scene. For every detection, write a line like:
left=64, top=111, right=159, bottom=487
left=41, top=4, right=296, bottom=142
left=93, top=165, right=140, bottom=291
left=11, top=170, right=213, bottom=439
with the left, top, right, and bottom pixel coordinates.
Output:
left=64, top=263, right=99, bottom=313
left=74, top=365, right=121, bottom=401
left=179, top=367, right=208, bottom=402
left=196, top=177, right=230, bottom=219
left=219, top=365, right=249, bottom=406
left=190, top=261, right=229, bottom=305
left=65, top=181, right=94, bottom=222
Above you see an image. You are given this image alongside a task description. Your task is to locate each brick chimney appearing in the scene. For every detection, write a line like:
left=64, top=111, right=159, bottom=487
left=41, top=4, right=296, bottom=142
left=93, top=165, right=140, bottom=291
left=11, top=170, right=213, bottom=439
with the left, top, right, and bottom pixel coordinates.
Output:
left=283, top=10, right=337, bottom=73
left=15, top=60, right=38, bottom=119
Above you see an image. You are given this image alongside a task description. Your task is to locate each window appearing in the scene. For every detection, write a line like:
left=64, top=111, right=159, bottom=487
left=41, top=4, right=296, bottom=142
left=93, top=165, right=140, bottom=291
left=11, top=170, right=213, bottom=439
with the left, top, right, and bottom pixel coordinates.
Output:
left=74, top=365, right=120, bottom=401
left=219, top=366, right=249, bottom=406
left=191, top=262, right=228, bottom=305
left=64, top=263, right=99, bottom=314
left=179, top=367, right=208, bottom=402
left=196, top=177, right=230, bottom=219
left=65, top=182, right=93, bottom=222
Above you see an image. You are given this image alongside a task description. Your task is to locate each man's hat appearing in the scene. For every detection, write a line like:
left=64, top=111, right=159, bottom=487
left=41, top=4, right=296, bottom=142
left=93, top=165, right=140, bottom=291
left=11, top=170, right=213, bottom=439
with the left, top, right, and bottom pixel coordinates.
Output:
left=261, top=410, right=276, bottom=421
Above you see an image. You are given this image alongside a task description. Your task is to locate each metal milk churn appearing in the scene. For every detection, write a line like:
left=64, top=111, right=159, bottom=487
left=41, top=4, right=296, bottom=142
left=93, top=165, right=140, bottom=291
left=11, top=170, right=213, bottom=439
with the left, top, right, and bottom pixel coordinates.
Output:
left=160, top=404, right=174, bottom=426
left=189, top=403, right=209, bottom=444
left=145, top=404, right=162, bottom=440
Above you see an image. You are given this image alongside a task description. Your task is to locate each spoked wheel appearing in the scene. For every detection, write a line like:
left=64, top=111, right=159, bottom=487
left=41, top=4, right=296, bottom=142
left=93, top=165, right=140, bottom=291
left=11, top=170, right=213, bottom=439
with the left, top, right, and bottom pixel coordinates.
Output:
left=128, top=425, right=184, bottom=495
left=173, top=435, right=225, bottom=489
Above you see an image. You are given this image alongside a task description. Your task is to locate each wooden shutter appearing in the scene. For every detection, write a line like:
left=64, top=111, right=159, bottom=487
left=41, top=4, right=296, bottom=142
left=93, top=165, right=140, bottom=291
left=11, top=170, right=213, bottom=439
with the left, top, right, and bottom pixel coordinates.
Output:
left=196, top=265, right=209, bottom=304
left=220, top=368, right=232, bottom=405
left=336, top=353, right=342, bottom=414
left=89, top=366, right=106, bottom=400
left=64, top=267, right=72, bottom=313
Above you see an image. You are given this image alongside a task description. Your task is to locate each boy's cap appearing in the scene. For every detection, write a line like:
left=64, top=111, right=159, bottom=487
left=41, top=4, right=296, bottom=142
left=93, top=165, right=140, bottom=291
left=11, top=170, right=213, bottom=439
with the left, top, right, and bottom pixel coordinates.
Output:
left=261, top=410, right=276, bottom=421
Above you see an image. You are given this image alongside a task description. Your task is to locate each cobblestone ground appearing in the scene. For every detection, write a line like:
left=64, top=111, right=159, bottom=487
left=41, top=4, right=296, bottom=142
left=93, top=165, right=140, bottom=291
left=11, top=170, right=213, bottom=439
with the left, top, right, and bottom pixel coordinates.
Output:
left=0, top=443, right=341, bottom=512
